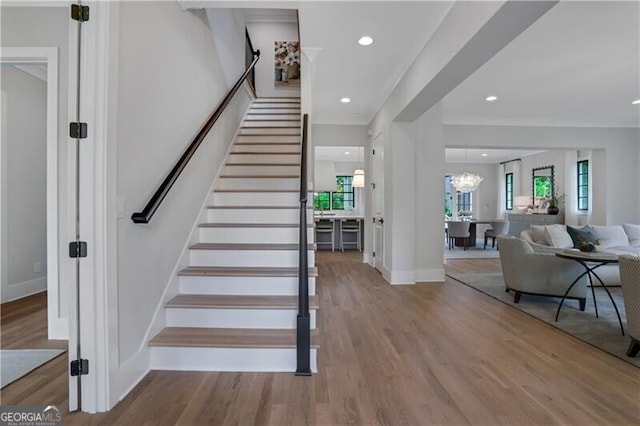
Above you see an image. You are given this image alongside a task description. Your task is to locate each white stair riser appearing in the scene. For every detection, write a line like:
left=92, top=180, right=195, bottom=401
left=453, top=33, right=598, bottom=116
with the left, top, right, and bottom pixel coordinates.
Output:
left=233, top=144, right=300, bottom=153
left=206, top=208, right=311, bottom=223
left=150, top=347, right=317, bottom=372
left=215, top=178, right=300, bottom=191
left=246, top=114, right=301, bottom=120
left=179, top=276, right=316, bottom=296
left=165, top=308, right=316, bottom=329
left=236, top=135, right=300, bottom=143
left=248, top=108, right=300, bottom=115
left=198, top=226, right=313, bottom=244
left=210, top=192, right=309, bottom=206
left=240, top=127, right=300, bottom=135
left=222, top=165, right=300, bottom=175
left=243, top=121, right=300, bottom=128
left=251, top=101, right=300, bottom=108
left=190, top=249, right=315, bottom=267
left=227, top=154, right=300, bottom=164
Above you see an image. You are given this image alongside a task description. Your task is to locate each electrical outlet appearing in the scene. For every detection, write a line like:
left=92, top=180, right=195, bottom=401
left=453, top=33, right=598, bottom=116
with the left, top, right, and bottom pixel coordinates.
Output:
left=34, top=262, right=41, bottom=273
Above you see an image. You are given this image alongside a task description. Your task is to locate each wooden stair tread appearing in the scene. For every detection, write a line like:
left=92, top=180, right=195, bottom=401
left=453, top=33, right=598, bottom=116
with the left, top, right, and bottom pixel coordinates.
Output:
left=234, top=142, right=300, bottom=145
left=166, top=294, right=319, bottom=309
left=206, top=205, right=310, bottom=209
left=230, top=152, right=299, bottom=155
left=241, top=126, right=300, bottom=129
left=178, top=266, right=318, bottom=277
left=149, top=327, right=318, bottom=349
left=199, top=223, right=313, bottom=228
left=190, top=243, right=315, bottom=250
left=247, top=112, right=301, bottom=115
left=238, top=133, right=300, bottom=135
left=213, top=189, right=311, bottom=193
left=225, top=163, right=300, bottom=166
left=219, top=175, right=300, bottom=179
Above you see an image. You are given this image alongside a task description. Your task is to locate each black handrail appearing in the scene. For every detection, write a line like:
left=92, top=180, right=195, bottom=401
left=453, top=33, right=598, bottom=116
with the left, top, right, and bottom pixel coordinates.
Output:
left=296, top=114, right=311, bottom=376
left=131, top=50, right=260, bottom=224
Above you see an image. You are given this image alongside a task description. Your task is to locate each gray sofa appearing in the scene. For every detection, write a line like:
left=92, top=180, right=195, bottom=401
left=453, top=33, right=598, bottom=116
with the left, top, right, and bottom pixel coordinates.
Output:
left=520, top=223, right=640, bottom=286
left=497, top=236, right=588, bottom=309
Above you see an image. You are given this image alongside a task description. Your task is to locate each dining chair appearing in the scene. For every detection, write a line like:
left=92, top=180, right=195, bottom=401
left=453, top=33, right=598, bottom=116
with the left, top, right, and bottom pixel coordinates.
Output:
left=446, top=221, right=471, bottom=250
left=484, top=220, right=510, bottom=249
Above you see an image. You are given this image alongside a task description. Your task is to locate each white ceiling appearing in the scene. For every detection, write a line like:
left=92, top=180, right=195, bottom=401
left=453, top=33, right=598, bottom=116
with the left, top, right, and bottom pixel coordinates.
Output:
left=293, top=0, right=639, bottom=128
left=315, top=146, right=364, bottom=163
left=298, top=1, right=455, bottom=125
left=444, top=148, right=544, bottom=164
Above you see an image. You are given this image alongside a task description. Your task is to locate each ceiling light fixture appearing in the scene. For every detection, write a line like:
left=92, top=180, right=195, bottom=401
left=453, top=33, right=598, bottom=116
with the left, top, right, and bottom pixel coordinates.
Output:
left=344, top=151, right=350, bottom=155
left=485, top=95, right=498, bottom=102
left=632, top=99, right=640, bottom=105
left=358, top=36, right=373, bottom=46
left=451, top=172, right=483, bottom=193
left=340, top=97, right=351, bottom=103
left=481, top=153, right=488, bottom=157
left=451, top=149, right=483, bottom=193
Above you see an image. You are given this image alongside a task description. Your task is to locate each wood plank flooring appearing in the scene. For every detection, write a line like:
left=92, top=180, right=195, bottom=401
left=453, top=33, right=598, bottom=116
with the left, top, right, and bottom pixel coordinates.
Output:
left=1, top=254, right=639, bottom=424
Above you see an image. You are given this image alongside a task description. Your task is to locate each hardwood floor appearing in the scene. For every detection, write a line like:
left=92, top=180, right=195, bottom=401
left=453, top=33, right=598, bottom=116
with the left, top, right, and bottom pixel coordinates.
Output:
left=2, top=254, right=639, bottom=424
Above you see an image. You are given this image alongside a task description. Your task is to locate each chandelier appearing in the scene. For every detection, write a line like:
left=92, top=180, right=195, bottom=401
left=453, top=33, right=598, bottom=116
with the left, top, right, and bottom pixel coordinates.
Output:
left=451, top=172, right=483, bottom=193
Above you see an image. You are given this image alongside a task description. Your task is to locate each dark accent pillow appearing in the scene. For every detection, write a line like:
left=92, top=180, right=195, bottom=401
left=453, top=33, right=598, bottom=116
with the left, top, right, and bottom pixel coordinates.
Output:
left=566, top=225, right=599, bottom=249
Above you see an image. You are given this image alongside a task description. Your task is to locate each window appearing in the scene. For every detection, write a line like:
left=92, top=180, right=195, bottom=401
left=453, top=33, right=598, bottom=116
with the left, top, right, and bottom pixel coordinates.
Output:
left=457, top=192, right=471, bottom=213
left=313, top=175, right=354, bottom=210
left=577, top=160, right=589, bottom=211
left=505, top=172, right=513, bottom=210
left=444, top=176, right=453, bottom=218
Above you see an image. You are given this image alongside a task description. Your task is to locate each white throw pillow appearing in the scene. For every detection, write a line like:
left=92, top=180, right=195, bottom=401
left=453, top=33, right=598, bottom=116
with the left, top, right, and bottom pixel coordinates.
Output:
left=530, top=225, right=549, bottom=245
left=543, top=224, right=574, bottom=248
left=592, top=225, right=629, bottom=248
left=622, top=223, right=640, bottom=247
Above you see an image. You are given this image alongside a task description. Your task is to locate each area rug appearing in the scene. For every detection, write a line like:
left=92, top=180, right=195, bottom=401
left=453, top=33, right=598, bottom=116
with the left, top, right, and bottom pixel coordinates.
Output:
left=1, top=349, right=65, bottom=388
left=446, top=272, right=640, bottom=368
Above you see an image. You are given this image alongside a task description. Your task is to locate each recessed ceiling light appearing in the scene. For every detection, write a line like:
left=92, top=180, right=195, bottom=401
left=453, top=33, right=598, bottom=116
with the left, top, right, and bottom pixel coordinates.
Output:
left=358, top=36, right=373, bottom=46
left=481, top=153, right=488, bottom=157
left=486, top=95, right=498, bottom=102
left=632, top=99, right=640, bottom=105
left=340, top=97, right=351, bottom=103
left=345, top=151, right=350, bottom=155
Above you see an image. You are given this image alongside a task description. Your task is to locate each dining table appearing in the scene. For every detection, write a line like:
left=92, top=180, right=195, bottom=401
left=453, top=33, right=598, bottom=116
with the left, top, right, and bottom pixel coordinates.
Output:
left=448, top=219, right=494, bottom=247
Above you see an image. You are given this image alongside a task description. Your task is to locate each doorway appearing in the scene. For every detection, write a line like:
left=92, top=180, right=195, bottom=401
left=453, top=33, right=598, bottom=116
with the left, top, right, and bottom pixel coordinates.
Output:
left=0, top=48, right=63, bottom=338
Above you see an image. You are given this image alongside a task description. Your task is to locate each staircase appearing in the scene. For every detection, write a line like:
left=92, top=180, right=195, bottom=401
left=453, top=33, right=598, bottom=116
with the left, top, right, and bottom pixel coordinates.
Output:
left=149, top=97, right=319, bottom=372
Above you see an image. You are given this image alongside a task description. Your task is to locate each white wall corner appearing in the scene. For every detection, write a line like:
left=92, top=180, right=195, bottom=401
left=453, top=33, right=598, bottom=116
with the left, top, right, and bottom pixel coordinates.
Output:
left=415, top=268, right=445, bottom=283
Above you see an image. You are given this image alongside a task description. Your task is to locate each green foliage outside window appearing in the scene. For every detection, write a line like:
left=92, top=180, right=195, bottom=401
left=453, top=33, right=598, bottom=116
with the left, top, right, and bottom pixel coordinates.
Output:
left=313, top=176, right=354, bottom=210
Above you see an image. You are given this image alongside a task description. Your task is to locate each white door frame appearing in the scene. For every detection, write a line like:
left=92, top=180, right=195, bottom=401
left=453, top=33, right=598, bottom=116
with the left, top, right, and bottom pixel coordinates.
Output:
left=0, top=47, right=65, bottom=339
left=371, top=130, right=384, bottom=272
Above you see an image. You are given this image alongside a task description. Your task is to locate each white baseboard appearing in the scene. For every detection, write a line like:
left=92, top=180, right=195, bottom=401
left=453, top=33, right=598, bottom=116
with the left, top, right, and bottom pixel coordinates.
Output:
left=2, top=277, right=46, bottom=302
left=111, top=347, right=150, bottom=411
left=389, top=269, right=416, bottom=285
left=48, top=317, right=68, bottom=340
left=414, top=268, right=445, bottom=283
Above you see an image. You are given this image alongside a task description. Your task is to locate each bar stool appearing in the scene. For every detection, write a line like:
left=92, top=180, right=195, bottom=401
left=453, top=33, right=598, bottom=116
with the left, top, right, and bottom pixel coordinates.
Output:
left=340, top=218, right=361, bottom=252
left=315, top=218, right=334, bottom=251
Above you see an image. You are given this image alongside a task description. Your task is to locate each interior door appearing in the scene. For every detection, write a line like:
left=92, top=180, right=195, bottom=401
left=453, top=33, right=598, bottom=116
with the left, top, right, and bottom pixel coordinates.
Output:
left=371, top=131, right=384, bottom=271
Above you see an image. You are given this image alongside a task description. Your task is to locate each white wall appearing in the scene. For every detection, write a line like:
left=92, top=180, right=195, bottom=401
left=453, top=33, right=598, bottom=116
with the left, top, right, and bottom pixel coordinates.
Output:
left=246, top=21, right=299, bottom=98
left=206, top=8, right=246, bottom=87
left=111, top=1, right=250, bottom=402
left=0, top=66, right=47, bottom=301
left=1, top=5, right=69, bottom=312
left=444, top=125, right=640, bottom=225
